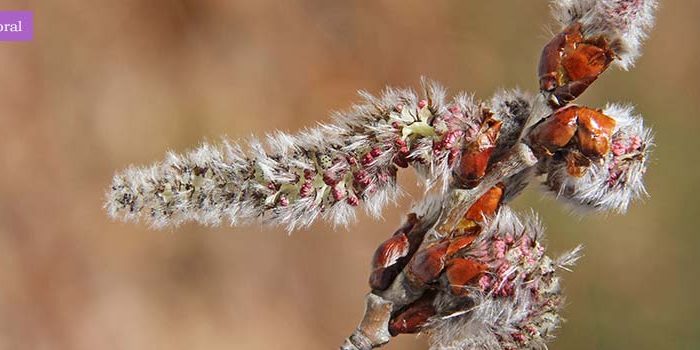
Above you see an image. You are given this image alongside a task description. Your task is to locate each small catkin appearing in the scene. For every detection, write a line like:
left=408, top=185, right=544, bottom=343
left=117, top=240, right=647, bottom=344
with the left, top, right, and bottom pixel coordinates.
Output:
left=426, top=207, right=582, bottom=350
left=543, top=104, right=653, bottom=213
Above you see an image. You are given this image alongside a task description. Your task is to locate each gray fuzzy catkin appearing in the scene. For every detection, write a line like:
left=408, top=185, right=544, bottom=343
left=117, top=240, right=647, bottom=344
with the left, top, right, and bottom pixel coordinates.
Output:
left=106, top=81, right=532, bottom=231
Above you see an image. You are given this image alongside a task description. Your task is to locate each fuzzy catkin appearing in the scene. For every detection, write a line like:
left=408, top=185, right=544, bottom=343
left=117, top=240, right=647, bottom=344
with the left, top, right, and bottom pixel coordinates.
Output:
left=542, top=104, right=653, bottom=213
left=426, top=207, right=582, bottom=350
left=106, top=81, right=532, bottom=231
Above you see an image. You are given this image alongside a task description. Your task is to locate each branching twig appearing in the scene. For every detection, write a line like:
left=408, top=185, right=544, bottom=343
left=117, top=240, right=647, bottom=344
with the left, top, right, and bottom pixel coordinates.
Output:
left=105, top=2, right=658, bottom=349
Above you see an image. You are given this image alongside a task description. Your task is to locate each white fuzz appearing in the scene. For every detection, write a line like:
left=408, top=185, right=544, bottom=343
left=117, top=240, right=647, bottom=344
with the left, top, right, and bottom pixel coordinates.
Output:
left=543, top=103, right=653, bottom=213
left=106, top=80, right=498, bottom=231
left=551, top=0, right=658, bottom=69
left=426, top=207, right=582, bottom=350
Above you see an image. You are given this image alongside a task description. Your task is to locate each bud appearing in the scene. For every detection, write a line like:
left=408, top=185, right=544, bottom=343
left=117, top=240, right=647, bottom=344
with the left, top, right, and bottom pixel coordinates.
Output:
left=541, top=104, right=653, bottom=213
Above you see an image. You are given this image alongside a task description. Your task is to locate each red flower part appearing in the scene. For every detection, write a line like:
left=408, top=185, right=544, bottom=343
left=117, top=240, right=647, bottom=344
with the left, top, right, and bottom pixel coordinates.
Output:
left=353, top=170, right=371, bottom=187
left=629, top=135, right=642, bottom=151
left=299, top=181, right=313, bottom=198
left=331, top=186, right=346, bottom=201
left=361, top=153, right=374, bottom=166
left=395, top=139, right=409, bottom=154
left=346, top=193, right=359, bottom=206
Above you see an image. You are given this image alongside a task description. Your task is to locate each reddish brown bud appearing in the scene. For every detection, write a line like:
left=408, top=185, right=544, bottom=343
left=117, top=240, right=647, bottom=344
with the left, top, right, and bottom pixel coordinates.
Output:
left=464, top=183, right=504, bottom=222
left=407, top=240, right=449, bottom=285
left=369, top=233, right=410, bottom=290
left=575, top=107, right=616, bottom=158
left=371, top=233, right=410, bottom=270
left=563, top=44, right=611, bottom=81
left=528, top=106, right=579, bottom=155
left=445, top=258, right=488, bottom=296
left=539, top=24, right=577, bottom=92
left=388, top=292, right=437, bottom=336
left=455, top=119, right=502, bottom=188
left=369, top=214, right=423, bottom=290
left=446, top=185, right=503, bottom=237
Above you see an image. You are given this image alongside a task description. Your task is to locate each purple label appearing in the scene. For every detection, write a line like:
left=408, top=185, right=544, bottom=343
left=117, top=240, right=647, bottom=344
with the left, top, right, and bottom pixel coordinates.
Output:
left=0, top=11, right=33, bottom=41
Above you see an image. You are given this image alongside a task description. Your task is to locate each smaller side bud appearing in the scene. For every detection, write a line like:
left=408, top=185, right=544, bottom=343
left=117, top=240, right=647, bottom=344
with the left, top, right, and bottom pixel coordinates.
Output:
left=388, top=291, right=438, bottom=336
left=576, top=106, right=617, bottom=157
left=528, top=106, right=580, bottom=155
left=406, top=240, right=450, bottom=285
left=445, top=258, right=488, bottom=296
left=454, top=116, right=503, bottom=188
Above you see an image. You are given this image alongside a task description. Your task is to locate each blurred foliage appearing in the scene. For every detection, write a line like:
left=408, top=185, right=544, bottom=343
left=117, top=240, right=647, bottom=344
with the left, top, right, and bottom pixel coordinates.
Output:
left=0, top=0, right=698, bottom=349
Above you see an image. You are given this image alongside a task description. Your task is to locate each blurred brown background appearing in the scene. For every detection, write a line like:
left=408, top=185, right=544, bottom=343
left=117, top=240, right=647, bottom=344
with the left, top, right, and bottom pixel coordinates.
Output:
left=0, top=1, right=698, bottom=349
